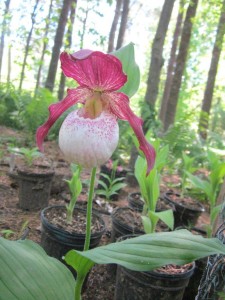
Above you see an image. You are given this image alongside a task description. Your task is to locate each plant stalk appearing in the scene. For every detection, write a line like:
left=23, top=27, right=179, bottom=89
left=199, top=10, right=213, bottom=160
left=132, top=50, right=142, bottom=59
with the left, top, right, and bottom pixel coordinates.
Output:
left=83, top=167, right=97, bottom=251
left=74, top=273, right=86, bottom=300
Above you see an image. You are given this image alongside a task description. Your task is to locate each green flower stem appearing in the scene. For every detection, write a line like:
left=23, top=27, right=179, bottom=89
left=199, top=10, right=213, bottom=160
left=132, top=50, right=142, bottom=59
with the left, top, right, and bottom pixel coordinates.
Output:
left=74, top=273, right=85, bottom=300
left=84, top=166, right=97, bottom=251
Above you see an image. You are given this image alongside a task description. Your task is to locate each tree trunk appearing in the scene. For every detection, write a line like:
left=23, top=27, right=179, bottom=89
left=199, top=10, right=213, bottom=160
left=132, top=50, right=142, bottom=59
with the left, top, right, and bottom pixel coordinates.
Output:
left=80, top=3, right=90, bottom=49
left=57, top=0, right=77, bottom=101
left=198, top=0, right=225, bottom=139
left=163, top=0, right=199, bottom=132
left=144, top=0, right=175, bottom=112
left=18, top=0, right=39, bottom=92
left=107, top=0, right=122, bottom=53
left=159, top=1, right=184, bottom=124
left=35, top=0, right=53, bottom=95
left=116, top=0, right=129, bottom=50
left=0, top=0, right=11, bottom=82
left=45, top=0, right=72, bottom=92
left=7, top=44, right=11, bottom=86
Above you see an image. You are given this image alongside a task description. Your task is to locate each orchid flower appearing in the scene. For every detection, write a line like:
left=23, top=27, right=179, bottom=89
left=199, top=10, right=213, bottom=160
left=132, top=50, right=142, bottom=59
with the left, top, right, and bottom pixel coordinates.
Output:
left=36, top=50, right=155, bottom=174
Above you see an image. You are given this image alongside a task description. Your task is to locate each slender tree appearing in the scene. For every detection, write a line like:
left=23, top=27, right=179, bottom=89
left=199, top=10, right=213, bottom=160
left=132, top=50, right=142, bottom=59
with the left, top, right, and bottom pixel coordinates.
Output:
left=58, top=0, right=77, bottom=100
left=45, top=0, right=72, bottom=92
left=7, top=44, right=11, bottom=85
left=163, top=0, right=199, bottom=132
left=35, top=0, right=53, bottom=94
left=0, top=0, right=11, bottom=82
left=159, top=0, right=184, bottom=124
left=116, top=0, right=129, bottom=50
left=198, top=0, right=225, bottom=139
left=144, top=0, right=175, bottom=114
left=108, top=0, right=122, bottom=53
left=18, top=0, right=39, bottom=92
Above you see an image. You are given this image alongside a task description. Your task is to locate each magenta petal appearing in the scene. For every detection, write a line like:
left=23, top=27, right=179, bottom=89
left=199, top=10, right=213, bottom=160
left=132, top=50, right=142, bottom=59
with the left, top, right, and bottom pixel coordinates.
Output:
left=107, top=92, right=156, bottom=174
left=60, top=51, right=127, bottom=91
left=36, top=87, right=92, bottom=151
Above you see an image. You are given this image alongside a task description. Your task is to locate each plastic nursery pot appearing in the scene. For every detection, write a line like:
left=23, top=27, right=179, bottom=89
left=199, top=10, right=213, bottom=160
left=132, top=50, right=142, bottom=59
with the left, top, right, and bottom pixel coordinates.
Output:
left=182, top=227, right=207, bottom=300
left=127, top=192, right=144, bottom=212
left=163, top=191, right=205, bottom=227
left=114, top=235, right=195, bottom=300
left=111, top=207, right=144, bottom=243
left=115, top=262, right=195, bottom=300
left=40, top=205, right=105, bottom=259
left=17, top=166, right=55, bottom=210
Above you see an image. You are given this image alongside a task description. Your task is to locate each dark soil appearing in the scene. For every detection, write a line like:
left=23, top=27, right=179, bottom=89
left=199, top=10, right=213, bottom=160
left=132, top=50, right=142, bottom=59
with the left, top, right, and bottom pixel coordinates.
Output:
left=43, top=205, right=105, bottom=234
left=0, top=126, right=210, bottom=300
left=165, top=191, right=205, bottom=211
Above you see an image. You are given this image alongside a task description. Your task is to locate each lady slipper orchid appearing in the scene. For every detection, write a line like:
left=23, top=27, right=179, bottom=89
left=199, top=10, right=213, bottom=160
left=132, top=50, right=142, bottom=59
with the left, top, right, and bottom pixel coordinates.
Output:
left=36, top=50, right=155, bottom=173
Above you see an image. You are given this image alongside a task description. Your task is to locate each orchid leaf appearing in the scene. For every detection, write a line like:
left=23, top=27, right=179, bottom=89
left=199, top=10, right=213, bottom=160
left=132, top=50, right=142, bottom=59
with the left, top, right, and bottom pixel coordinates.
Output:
left=0, top=238, right=75, bottom=300
left=134, top=156, right=147, bottom=201
left=210, top=204, right=223, bottom=224
left=149, top=210, right=174, bottom=231
left=65, top=230, right=225, bottom=273
left=112, top=43, right=140, bottom=98
left=111, top=177, right=126, bottom=184
left=186, top=172, right=212, bottom=199
left=210, top=163, right=225, bottom=192
left=146, top=169, right=159, bottom=211
left=110, top=182, right=127, bottom=193
left=141, top=216, right=153, bottom=233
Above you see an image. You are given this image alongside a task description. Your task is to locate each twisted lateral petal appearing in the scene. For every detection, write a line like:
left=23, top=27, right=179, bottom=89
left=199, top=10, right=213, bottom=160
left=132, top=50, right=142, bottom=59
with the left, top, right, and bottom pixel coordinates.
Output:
left=106, top=92, right=156, bottom=174
left=36, top=87, right=92, bottom=151
left=60, top=51, right=127, bottom=91
left=58, top=110, right=119, bottom=168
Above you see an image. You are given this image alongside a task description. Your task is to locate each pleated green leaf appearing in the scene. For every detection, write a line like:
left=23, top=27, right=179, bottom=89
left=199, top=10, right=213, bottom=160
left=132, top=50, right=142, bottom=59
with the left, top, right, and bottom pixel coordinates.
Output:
left=65, top=230, right=225, bottom=273
left=112, top=42, right=140, bottom=98
left=0, top=238, right=75, bottom=300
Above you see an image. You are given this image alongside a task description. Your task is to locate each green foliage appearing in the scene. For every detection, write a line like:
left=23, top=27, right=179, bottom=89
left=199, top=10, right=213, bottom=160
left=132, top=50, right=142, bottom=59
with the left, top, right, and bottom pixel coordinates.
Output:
left=134, top=138, right=173, bottom=233
left=161, top=119, right=204, bottom=166
left=180, top=152, right=198, bottom=196
left=112, top=43, right=140, bottom=98
left=0, top=83, right=22, bottom=129
left=22, top=88, right=56, bottom=135
left=8, top=146, right=42, bottom=166
left=65, top=164, right=82, bottom=224
left=186, top=150, right=225, bottom=236
left=65, top=229, right=225, bottom=298
left=0, top=229, right=15, bottom=239
left=96, top=160, right=126, bottom=201
left=0, top=237, right=75, bottom=300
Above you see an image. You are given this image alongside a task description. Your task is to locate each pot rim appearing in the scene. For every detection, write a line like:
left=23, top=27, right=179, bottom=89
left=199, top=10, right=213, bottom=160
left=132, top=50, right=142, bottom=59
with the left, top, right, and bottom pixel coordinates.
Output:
left=41, top=205, right=106, bottom=237
left=163, top=192, right=205, bottom=213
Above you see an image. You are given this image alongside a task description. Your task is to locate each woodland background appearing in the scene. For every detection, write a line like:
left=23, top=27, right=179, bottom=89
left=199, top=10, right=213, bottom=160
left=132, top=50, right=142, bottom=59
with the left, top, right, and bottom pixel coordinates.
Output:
left=0, top=0, right=225, bottom=167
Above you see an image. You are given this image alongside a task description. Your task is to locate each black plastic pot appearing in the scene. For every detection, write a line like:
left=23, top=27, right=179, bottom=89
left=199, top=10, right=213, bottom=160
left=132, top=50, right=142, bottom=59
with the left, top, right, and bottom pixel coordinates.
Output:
left=128, top=192, right=144, bottom=212
left=114, top=233, right=196, bottom=299
left=111, top=207, right=144, bottom=243
left=182, top=227, right=207, bottom=300
left=41, top=205, right=105, bottom=259
left=17, top=167, right=54, bottom=210
left=163, top=191, right=205, bottom=227
left=115, top=262, right=195, bottom=300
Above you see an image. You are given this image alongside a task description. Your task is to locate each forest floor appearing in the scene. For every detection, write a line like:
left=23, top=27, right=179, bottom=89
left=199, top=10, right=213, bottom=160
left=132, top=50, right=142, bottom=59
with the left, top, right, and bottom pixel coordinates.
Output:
left=0, top=126, right=210, bottom=300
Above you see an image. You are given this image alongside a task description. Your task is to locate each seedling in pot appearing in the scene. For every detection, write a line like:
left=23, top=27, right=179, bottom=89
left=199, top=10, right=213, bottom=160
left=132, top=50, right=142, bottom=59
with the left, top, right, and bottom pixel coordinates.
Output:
left=186, top=150, right=225, bottom=236
left=134, top=138, right=174, bottom=233
left=64, top=164, right=82, bottom=224
left=96, top=160, right=127, bottom=201
left=8, top=146, right=42, bottom=167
